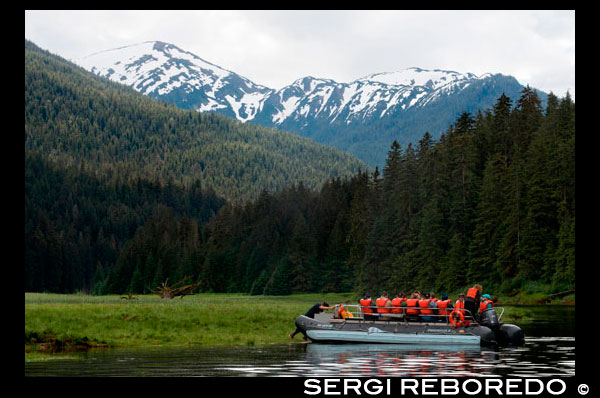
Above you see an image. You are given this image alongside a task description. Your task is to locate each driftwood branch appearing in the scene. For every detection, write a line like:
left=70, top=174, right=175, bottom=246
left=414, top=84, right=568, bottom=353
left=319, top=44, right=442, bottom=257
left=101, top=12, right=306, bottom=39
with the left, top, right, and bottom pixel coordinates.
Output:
left=150, top=277, right=201, bottom=299
left=536, top=289, right=575, bottom=304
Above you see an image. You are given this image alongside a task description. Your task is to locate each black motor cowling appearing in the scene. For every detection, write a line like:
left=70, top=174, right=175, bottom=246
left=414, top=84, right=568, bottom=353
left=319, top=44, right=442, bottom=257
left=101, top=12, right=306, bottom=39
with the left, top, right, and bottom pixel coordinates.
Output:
left=479, top=308, right=500, bottom=329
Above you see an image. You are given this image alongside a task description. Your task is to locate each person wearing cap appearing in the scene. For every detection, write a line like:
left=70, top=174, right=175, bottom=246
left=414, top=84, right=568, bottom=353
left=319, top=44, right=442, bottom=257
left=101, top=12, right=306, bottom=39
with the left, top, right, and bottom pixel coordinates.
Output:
left=436, top=293, right=453, bottom=322
left=360, top=293, right=377, bottom=320
left=290, top=302, right=334, bottom=340
left=479, top=294, right=494, bottom=312
left=454, top=293, right=470, bottom=326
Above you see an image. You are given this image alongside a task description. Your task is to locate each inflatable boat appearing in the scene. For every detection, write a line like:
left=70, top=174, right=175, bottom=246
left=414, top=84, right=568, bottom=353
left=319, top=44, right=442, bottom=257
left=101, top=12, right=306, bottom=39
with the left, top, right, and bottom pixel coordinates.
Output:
left=294, top=306, right=524, bottom=347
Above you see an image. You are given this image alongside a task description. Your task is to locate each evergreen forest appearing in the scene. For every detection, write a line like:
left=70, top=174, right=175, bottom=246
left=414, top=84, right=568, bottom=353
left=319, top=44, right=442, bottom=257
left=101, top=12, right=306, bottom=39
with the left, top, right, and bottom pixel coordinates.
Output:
left=25, top=40, right=575, bottom=296
left=194, top=88, right=575, bottom=296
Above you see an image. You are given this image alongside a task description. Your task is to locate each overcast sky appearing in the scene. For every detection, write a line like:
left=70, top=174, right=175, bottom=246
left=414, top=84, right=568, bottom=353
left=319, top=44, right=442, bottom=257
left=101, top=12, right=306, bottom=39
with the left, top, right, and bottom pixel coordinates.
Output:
left=25, top=10, right=575, bottom=98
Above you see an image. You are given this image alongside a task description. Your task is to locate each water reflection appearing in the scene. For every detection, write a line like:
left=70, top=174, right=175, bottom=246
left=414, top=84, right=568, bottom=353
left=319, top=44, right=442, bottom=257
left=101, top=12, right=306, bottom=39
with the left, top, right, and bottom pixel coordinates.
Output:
left=25, top=337, right=574, bottom=377
left=303, top=344, right=496, bottom=377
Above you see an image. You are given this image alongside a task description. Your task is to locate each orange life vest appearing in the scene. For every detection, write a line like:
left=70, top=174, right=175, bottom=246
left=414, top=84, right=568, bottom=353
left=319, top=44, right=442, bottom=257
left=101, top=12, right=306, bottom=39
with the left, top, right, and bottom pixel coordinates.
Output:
left=454, top=300, right=470, bottom=326
left=437, top=299, right=451, bottom=315
left=480, top=298, right=494, bottom=312
left=391, top=297, right=406, bottom=314
left=376, top=297, right=391, bottom=313
left=466, top=287, right=479, bottom=300
left=406, top=298, right=419, bottom=315
left=418, top=298, right=433, bottom=315
left=360, top=298, right=374, bottom=314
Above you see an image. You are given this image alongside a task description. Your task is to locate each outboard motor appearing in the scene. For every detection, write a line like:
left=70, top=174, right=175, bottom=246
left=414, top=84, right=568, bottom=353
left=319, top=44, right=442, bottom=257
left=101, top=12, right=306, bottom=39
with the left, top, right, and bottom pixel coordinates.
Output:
left=479, top=308, right=500, bottom=329
left=497, top=324, right=525, bottom=346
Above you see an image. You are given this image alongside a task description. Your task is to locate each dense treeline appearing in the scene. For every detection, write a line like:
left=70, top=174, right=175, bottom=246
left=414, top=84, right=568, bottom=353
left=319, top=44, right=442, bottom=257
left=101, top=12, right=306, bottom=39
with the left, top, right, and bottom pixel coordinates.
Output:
left=25, top=40, right=368, bottom=203
left=197, top=88, right=574, bottom=295
left=25, top=154, right=225, bottom=293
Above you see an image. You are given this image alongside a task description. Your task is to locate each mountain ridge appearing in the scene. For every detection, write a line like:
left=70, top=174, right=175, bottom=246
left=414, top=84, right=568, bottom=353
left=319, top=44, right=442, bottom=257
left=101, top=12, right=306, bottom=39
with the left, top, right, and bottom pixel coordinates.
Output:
left=73, top=40, right=547, bottom=167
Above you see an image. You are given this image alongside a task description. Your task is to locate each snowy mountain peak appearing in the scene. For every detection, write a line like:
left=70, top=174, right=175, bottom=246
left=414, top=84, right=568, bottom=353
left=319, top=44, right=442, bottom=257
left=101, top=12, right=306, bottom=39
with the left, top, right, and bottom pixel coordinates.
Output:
left=73, top=41, right=511, bottom=131
left=357, top=67, right=483, bottom=90
left=70, top=41, right=534, bottom=167
left=73, top=41, right=273, bottom=121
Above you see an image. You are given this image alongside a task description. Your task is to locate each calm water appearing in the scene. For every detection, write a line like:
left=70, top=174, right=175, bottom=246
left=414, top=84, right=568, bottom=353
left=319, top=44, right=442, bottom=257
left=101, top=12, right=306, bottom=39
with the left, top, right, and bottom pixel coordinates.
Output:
left=25, top=305, right=575, bottom=377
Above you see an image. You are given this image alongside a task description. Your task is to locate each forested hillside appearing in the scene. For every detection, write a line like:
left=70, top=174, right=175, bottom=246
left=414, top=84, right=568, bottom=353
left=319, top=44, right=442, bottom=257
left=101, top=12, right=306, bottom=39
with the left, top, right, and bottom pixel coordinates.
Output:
left=25, top=153, right=226, bottom=293
left=25, top=40, right=368, bottom=203
left=188, top=88, right=574, bottom=296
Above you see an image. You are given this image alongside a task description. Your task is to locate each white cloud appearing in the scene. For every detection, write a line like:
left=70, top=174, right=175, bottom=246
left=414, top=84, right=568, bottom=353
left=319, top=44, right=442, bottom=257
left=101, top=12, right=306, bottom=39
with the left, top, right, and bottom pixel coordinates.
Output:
left=25, top=10, right=575, bottom=98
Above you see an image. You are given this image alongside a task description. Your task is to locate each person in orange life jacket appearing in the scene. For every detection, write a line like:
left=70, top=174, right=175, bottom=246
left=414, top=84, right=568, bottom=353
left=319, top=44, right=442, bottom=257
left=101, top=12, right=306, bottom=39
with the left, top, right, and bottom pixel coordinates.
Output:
left=418, top=293, right=434, bottom=322
left=479, top=294, right=494, bottom=312
left=360, top=293, right=377, bottom=320
left=289, top=302, right=334, bottom=340
left=436, top=293, right=453, bottom=322
left=376, top=291, right=393, bottom=320
left=391, top=292, right=407, bottom=314
left=405, top=292, right=420, bottom=317
left=454, top=293, right=470, bottom=326
left=464, top=284, right=482, bottom=321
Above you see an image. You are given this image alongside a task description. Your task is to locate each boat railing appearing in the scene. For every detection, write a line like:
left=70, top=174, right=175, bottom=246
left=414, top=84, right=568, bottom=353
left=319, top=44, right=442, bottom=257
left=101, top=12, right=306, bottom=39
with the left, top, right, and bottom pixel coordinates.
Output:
left=333, top=303, right=503, bottom=323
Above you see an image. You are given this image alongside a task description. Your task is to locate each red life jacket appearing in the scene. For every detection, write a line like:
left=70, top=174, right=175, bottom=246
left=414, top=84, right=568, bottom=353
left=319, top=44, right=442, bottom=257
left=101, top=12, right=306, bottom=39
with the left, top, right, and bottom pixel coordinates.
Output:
left=466, top=287, right=479, bottom=300
left=453, top=300, right=470, bottom=326
left=360, top=298, right=374, bottom=314
left=391, top=297, right=406, bottom=314
left=480, top=299, right=494, bottom=312
left=437, top=299, right=451, bottom=315
left=406, top=298, right=419, bottom=314
left=418, top=298, right=433, bottom=315
left=376, top=297, right=391, bottom=313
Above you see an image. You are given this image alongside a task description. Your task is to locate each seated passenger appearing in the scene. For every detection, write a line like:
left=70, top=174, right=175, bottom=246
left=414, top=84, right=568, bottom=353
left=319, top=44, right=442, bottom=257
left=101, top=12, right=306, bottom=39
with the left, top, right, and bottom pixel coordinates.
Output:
left=419, top=293, right=434, bottom=322
left=405, top=292, right=420, bottom=320
left=391, top=292, right=407, bottom=316
left=479, top=294, right=494, bottom=312
left=436, top=293, right=453, bottom=323
left=428, top=292, right=439, bottom=320
left=376, top=291, right=393, bottom=320
left=360, top=293, right=377, bottom=321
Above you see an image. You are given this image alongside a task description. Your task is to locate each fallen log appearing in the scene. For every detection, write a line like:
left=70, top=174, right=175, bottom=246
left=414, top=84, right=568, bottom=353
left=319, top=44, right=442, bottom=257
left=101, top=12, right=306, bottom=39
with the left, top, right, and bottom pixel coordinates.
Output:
left=536, top=289, right=575, bottom=304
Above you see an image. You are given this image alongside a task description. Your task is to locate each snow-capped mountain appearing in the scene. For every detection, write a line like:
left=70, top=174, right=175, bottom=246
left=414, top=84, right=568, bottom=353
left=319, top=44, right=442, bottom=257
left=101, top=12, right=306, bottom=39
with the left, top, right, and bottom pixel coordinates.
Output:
left=74, top=41, right=543, bottom=167
left=74, top=41, right=274, bottom=122
left=74, top=41, right=489, bottom=126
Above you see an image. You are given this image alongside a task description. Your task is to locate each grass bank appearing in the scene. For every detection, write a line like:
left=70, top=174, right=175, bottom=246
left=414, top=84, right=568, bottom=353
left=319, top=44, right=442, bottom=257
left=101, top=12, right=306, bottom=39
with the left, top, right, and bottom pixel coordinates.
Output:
left=25, top=289, right=573, bottom=360
left=25, top=292, right=354, bottom=356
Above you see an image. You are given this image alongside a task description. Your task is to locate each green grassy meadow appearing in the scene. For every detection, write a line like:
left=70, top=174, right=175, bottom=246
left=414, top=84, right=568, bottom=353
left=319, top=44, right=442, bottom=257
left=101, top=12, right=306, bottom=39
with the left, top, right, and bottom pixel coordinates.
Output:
left=25, top=290, right=573, bottom=362
left=25, top=292, right=354, bottom=354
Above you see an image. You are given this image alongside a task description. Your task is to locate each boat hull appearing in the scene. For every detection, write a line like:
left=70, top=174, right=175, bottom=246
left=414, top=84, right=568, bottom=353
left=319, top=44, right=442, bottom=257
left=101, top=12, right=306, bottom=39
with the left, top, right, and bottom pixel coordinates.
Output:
left=306, top=328, right=481, bottom=345
left=295, top=315, right=497, bottom=346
